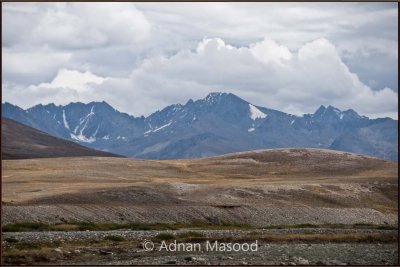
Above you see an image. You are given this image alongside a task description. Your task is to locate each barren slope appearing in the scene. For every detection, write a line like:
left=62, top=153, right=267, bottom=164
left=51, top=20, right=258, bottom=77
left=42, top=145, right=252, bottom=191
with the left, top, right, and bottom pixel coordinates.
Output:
left=2, top=148, right=398, bottom=225
left=1, top=118, right=121, bottom=159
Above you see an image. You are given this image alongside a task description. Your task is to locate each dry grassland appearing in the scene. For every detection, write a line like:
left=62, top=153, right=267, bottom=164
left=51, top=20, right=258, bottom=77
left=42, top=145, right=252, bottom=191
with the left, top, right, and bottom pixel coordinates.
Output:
left=2, top=148, right=398, bottom=225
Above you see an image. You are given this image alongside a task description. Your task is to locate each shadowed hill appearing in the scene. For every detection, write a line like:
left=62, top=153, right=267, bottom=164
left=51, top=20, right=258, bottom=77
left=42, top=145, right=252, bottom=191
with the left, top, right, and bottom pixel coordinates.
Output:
left=2, top=118, right=122, bottom=159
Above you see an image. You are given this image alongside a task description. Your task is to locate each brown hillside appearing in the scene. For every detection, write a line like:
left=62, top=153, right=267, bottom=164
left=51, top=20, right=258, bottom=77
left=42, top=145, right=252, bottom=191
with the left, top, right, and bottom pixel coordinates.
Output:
left=1, top=118, right=122, bottom=159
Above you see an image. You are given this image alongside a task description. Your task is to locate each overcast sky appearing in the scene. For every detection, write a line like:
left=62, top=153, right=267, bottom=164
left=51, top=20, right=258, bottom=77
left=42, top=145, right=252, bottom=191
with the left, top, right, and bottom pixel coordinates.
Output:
left=2, top=2, right=398, bottom=119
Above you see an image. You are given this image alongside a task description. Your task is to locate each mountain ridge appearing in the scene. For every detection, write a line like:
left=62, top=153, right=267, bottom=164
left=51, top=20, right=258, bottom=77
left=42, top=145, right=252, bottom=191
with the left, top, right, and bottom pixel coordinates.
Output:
left=2, top=92, right=398, bottom=160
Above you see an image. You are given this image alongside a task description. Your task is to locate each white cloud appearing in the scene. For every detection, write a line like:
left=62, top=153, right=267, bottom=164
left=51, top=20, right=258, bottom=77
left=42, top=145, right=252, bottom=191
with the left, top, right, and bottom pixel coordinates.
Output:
left=3, top=3, right=151, bottom=49
left=134, top=3, right=397, bottom=92
left=5, top=37, right=397, bottom=119
left=37, top=69, right=106, bottom=92
left=2, top=3, right=152, bottom=86
left=3, top=69, right=107, bottom=108
left=250, top=38, right=292, bottom=65
left=128, top=37, right=397, bottom=119
left=2, top=3, right=397, bottom=119
left=2, top=48, right=72, bottom=84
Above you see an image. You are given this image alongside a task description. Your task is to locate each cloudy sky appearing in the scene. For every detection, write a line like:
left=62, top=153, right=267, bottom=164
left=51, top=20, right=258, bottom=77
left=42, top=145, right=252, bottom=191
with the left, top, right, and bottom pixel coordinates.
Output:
left=2, top=2, right=398, bottom=119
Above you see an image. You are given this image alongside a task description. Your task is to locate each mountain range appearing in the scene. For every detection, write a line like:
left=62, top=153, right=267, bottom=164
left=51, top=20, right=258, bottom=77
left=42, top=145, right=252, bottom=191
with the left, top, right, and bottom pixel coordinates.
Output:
left=2, top=92, right=398, bottom=160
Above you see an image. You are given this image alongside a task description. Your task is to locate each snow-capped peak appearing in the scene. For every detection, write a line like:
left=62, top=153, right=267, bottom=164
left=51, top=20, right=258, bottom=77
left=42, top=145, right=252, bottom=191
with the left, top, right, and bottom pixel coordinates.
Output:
left=204, top=92, right=227, bottom=104
left=172, top=104, right=182, bottom=112
left=327, top=105, right=341, bottom=116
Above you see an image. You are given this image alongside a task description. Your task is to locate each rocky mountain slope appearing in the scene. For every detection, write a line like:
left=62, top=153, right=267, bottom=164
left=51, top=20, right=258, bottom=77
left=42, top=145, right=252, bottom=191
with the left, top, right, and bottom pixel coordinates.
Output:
left=2, top=92, right=398, bottom=160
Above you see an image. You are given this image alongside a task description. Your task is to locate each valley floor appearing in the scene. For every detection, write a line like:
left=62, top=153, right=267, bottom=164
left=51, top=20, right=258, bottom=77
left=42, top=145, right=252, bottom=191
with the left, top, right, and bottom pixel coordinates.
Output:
left=2, top=149, right=398, bottom=265
left=2, top=150, right=398, bottom=226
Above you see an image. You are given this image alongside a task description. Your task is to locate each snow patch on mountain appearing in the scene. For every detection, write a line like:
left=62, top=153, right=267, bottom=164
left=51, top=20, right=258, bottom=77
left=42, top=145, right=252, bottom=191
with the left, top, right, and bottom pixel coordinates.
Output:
left=70, top=106, right=98, bottom=143
left=332, top=107, right=341, bottom=116
left=62, top=110, right=70, bottom=130
left=79, top=106, right=95, bottom=125
left=70, top=133, right=96, bottom=143
left=249, top=104, right=267, bottom=120
left=93, top=126, right=99, bottom=137
left=145, top=122, right=173, bottom=134
left=153, top=122, right=172, bottom=132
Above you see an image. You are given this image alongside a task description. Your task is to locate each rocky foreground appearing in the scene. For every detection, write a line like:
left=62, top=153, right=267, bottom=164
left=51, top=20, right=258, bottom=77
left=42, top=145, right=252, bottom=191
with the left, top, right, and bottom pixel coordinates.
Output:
left=2, top=228, right=398, bottom=265
left=80, top=243, right=398, bottom=265
left=2, top=228, right=398, bottom=243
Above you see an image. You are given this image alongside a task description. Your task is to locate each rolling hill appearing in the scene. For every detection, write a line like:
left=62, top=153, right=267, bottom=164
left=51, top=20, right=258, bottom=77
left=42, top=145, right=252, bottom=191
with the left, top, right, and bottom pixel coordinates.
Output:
left=2, top=148, right=397, bottom=225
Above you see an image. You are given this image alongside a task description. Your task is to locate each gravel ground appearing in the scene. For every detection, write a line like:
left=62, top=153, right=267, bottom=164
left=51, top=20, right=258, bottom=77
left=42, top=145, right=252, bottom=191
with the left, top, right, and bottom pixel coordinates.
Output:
left=12, top=242, right=396, bottom=265
left=3, top=229, right=398, bottom=265
left=2, top=228, right=398, bottom=243
left=3, top=205, right=397, bottom=226
left=97, top=243, right=398, bottom=265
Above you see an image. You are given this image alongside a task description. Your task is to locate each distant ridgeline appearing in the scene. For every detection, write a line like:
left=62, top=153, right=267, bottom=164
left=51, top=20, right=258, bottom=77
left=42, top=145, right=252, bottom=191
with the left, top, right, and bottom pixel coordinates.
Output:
left=2, top=92, right=398, bottom=160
